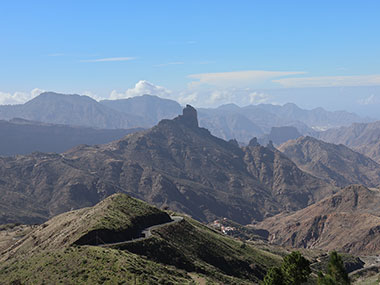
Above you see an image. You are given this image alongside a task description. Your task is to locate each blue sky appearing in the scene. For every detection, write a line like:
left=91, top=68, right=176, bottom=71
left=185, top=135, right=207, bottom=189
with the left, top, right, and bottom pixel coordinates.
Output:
left=1, top=1, right=380, bottom=116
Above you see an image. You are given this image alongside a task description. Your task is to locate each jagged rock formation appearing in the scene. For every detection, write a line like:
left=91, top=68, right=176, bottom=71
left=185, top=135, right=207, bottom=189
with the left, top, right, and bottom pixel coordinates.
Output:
left=256, top=185, right=380, bottom=255
left=279, top=136, right=380, bottom=187
left=0, top=105, right=336, bottom=224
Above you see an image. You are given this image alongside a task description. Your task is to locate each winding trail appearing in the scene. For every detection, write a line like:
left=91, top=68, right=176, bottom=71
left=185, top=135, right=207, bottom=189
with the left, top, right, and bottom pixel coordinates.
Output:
left=99, top=216, right=183, bottom=247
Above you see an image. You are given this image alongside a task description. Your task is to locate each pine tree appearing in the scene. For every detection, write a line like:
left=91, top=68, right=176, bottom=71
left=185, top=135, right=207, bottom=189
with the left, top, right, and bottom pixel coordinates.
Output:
left=262, top=267, right=284, bottom=285
left=318, top=251, right=350, bottom=285
left=262, top=251, right=311, bottom=285
left=281, top=251, right=311, bottom=285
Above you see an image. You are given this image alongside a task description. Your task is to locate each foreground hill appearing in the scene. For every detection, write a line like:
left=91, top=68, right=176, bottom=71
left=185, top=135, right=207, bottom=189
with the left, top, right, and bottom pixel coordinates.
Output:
left=318, top=121, right=380, bottom=164
left=256, top=185, right=380, bottom=255
left=0, top=105, right=336, bottom=224
left=0, top=118, right=141, bottom=155
left=0, top=193, right=282, bottom=284
left=279, top=136, right=380, bottom=187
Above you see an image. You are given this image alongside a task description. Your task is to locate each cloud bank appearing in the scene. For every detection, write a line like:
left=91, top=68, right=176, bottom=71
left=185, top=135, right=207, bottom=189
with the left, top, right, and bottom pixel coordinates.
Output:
left=274, top=74, right=380, bottom=88
left=188, top=70, right=306, bottom=87
left=110, top=80, right=172, bottom=99
left=0, top=88, right=45, bottom=105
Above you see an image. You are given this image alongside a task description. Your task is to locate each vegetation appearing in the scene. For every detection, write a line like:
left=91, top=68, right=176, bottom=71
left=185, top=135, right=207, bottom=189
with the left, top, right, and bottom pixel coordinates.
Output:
left=262, top=251, right=311, bottom=285
left=113, top=216, right=282, bottom=284
left=318, top=251, right=350, bottom=285
left=92, top=194, right=169, bottom=232
left=0, top=246, right=194, bottom=284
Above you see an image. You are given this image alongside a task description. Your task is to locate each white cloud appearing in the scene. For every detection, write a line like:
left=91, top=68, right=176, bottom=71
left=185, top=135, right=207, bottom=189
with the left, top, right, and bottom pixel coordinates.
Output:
left=207, top=90, right=235, bottom=104
left=249, top=92, right=269, bottom=104
left=0, top=88, right=45, bottom=105
left=177, top=92, right=198, bottom=105
left=81, top=57, right=135, bottom=62
left=109, top=80, right=172, bottom=100
left=273, top=74, right=380, bottom=88
left=188, top=70, right=306, bottom=88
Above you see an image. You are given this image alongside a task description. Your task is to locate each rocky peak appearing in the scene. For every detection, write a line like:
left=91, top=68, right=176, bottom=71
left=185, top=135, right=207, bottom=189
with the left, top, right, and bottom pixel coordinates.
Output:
left=176, top=105, right=199, bottom=128
left=266, top=140, right=276, bottom=150
left=248, top=137, right=260, bottom=147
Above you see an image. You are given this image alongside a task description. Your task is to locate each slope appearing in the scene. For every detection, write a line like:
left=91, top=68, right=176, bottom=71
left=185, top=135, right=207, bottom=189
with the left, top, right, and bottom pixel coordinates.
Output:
left=256, top=185, right=380, bottom=255
left=0, top=193, right=282, bottom=284
left=279, top=136, right=380, bottom=187
left=318, top=121, right=380, bottom=164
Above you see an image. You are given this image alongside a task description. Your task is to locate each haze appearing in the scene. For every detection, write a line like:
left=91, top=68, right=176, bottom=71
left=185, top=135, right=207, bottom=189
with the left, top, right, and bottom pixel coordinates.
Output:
left=1, top=1, right=380, bottom=118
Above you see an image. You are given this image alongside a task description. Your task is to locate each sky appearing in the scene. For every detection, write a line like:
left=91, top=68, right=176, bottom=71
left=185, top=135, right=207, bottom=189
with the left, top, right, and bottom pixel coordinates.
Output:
left=1, top=1, right=380, bottom=117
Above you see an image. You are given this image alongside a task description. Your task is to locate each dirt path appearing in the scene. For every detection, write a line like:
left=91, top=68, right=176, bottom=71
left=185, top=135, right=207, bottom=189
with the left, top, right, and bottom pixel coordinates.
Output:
left=99, top=216, right=183, bottom=247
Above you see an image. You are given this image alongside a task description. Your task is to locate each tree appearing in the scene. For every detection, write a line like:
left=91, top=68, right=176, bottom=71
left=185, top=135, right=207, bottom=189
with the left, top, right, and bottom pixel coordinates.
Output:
left=281, top=251, right=311, bottom=285
left=262, top=267, right=284, bottom=285
left=318, top=251, right=350, bottom=285
left=262, top=251, right=311, bottom=285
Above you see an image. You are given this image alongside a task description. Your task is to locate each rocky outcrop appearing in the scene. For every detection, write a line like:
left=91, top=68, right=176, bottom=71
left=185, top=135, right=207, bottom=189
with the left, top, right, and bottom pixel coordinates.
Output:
left=256, top=185, right=380, bottom=255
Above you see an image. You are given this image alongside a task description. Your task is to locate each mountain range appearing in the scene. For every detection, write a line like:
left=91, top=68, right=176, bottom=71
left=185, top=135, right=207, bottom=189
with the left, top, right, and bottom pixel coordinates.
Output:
left=0, top=92, right=372, bottom=145
left=0, top=105, right=337, bottom=225
left=278, top=136, right=380, bottom=188
left=318, top=121, right=380, bottom=164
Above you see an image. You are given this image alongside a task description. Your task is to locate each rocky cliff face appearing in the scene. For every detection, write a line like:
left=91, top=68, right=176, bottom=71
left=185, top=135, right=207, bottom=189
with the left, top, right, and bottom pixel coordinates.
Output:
left=279, top=136, right=380, bottom=187
left=0, top=105, right=336, bottom=224
left=256, top=185, right=380, bottom=255
left=317, top=121, right=380, bottom=164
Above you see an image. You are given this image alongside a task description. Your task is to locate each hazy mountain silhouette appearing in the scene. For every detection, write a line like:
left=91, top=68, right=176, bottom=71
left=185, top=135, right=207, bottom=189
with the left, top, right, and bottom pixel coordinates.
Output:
left=279, top=136, right=380, bottom=187
left=0, top=118, right=142, bottom=156
left=318, top=121, right=380, bottom=164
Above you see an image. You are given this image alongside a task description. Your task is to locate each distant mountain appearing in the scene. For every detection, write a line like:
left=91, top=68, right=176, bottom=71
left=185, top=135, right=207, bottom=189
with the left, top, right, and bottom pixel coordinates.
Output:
left=258, top=126, right=302, bottom=146
left=0, top=92, right=146, bottom=129
left=0, top=105, right=336, bottom=224
left=198, top=111, right=264, bottom=143
left=100, top=94, right=182, bottom=125
left=198, top=103, right=369, bottom=143
left=317, top=121, right=380, bottom=164
left=257, top=103, right=369, bottom=131
left=0, top=92, right=369, bottom=144
left=0, top=118, right=142, bottom=156
left=279, top=136, right=380, bottom=187
left=256, top=185, right=380, bottom=255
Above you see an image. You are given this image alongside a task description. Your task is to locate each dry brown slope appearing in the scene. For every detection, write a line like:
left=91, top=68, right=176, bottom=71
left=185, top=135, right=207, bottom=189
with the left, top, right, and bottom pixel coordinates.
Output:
left=279, top=136, right=380, bottom=187
left=256, top=185, right=380, bottom=255
left=318, top=121, right=380, bottom=164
